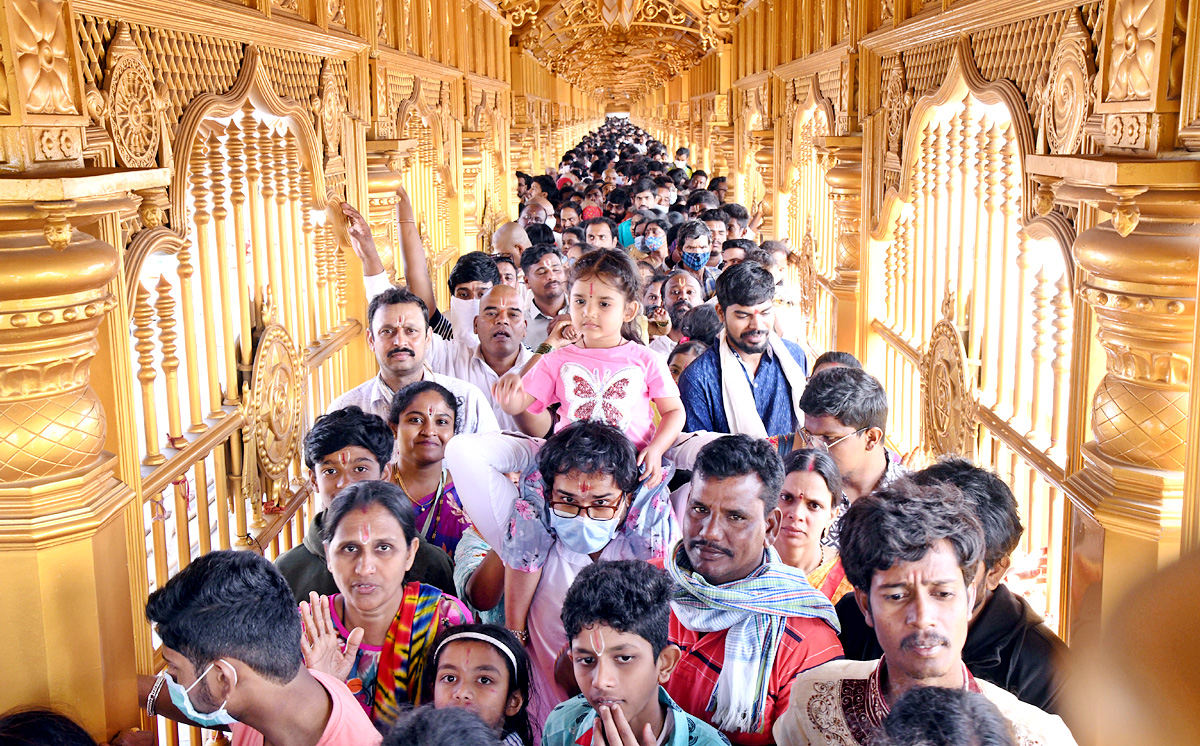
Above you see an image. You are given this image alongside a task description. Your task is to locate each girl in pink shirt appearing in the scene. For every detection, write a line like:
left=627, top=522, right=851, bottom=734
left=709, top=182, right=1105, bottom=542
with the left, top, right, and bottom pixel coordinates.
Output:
left=492, top=249, right=685, bottom=645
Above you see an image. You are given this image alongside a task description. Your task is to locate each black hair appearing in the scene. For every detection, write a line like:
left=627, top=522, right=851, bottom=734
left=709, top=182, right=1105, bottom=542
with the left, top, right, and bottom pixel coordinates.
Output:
left=691, top=169, right=709, bottom=181
left=0, top=709, right=97, bottom=746
left=675, top=146, right=690, bottom=157
left=693, top=434, right=785, bottom=514
left=570, top=248, right=644, bottom=343
left=561, top=560, right=672, bottom=656
left=145, top=550, right=302, bottom=685
left=383, top=705, right=500, bottom=746
left=698, top=209, right=731, bottom=227
left=812, top=350, right=863, bottom=372
left=799, top=366, right=889, bottom=433
left=742, top=247, right=775, bottom=268
left=678, top=304, right=722, bottom=346
left=912, top=457, right=1023, bottom=570
left=519, top=243, right=564, bottom=274
left=562, top=225, right=587, bottom=245
left=782, top=448, right=845, bottom=508
left=676, top=219, right=712, bottom=247
left=839, top=477, right=985, bottom=592
left=368, top=286, right=430, bottom=332
left=582, top=216, right=619, bottom=238
left=323, top=480, right=418, bottom=545
left=515, top=171, right=532, bottom=187
left=721, top=202, right=750, bottom=229
left=685, top=190, right=719, bottom=210
left=448, top=252, right=500, bottom=294
left=493, top=253, right=517, bottom=271
left=760, top=239, right=789, bottom=256
left=560, top=202, right=582, bottom=217
left=524, top=223, right=555, bottom=247
left=644, top=218, right=669, bottom=236
left=632, top=178, right=656, bottom=196
left=536, top=421, right=641, bottom=498
left=715, top=260, right=775, bottom=309
left=707, top=176, right=728, bottom=194
left=423, top=624, right=532, bottom=745
left=531, top=174, right=558, bottom=200
left=666, top=168, right=688, bottom=187
left=668, top=339, right=708, bottom=366
left=878, top=687, right=1017, bottom=746
left=606, top=187, right=632, bottom=209
left=303, top=405, right=394, bottom=471
left=722, top=238, right=757, bottom=254
left=388, top=379, right=461, bottom=436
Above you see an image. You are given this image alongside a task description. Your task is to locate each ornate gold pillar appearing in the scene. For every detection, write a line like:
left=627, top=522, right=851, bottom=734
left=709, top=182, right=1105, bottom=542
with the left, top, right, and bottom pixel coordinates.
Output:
left=459, top=131, right=484, bottom=252
left=751, top=129, right=774, bottom=238
left=819, top=135, right=863, bottom=356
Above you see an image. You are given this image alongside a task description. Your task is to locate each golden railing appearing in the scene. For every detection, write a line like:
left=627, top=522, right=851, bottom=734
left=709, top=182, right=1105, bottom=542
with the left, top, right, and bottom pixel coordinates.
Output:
left=865, top=44, right=1073, bottom=631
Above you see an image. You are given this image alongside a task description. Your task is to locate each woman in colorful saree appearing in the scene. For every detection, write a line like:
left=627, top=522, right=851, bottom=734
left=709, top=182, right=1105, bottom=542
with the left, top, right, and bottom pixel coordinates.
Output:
left=299, top=480, right=471, bottom=728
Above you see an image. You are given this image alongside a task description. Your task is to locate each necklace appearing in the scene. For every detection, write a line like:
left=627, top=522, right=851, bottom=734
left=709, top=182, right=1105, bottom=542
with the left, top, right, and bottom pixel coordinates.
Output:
left=395, top=467, right=449, bottom=539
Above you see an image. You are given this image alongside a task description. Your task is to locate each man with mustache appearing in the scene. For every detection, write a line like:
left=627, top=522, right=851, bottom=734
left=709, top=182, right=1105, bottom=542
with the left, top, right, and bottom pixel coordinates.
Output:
left=520, top=243, right=569, bottom=349
left=773, top=479, right=1077, bottom=746
left=679, top=262, right=809, bottom=436
left=664, top=435, right=843, bottom=746
left=648, top=270, right=703, bottom=357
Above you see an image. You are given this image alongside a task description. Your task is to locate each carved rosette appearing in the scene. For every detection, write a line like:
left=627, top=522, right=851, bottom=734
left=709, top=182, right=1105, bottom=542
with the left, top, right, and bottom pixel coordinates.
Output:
left=882, top=57, right=913, bottom=161
left=1041, top=10, right=1095, bottom=155
left=1107, top=0, right=1159, bottom=102
left=920, top=294, right=976, bottom=459
left=99, top=23, right=164, bottom=168
left=248, top=323, right=304, bottom=483
left=10, top=0, right=79, bottom=115
left=318, top=60, right=345, bottom=159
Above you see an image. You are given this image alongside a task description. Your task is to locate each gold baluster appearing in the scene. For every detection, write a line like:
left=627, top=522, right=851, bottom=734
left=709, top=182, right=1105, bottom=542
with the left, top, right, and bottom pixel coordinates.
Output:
left=243, top=105, right=266, bottom=321
left=226, top=118, right=254, bottom=371
left=194, top=459, right=212, bottom=555
left=259, top=119, right=284, bottom=326
left=191, top=139, right=225, bottom=419
left=287, top=133, right=310, bottom=350
left=155, top=276, right=185, bottom=448
left=149, top=490, right=169, bottom=587
left=978, top=124, right=1005, bottom=405
left=1049, top=275, right=1071, bottom=451
left=173, top=475, right=192, bottom=569
left=272, top=127, right=298, bottom=336
left=335, top=248, right=348, bottom=387
left=174, top=222, right=206, bottom=434
left=1028, top=267, right=1051, bottom=443
left=300, top=165, right=321, bottom=349
left=994, top=129, right=1019, bottom=420
left=214, top=446, right=233, bottom=550
left=209, top=130, right=240, bottom=406
left=230, top=386, right=251, bottom=546
left=134, top=283, right=165, bottom=467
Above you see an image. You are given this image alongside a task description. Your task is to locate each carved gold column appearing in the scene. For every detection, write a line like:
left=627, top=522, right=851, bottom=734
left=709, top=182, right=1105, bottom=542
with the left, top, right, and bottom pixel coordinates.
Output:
left=819, top=135, right=864, bottom=357
left=751, top=129, right=775, bottom=239
left=460, top=130, right=484, bottom=252
left=366, top=139, right=416, bottom=282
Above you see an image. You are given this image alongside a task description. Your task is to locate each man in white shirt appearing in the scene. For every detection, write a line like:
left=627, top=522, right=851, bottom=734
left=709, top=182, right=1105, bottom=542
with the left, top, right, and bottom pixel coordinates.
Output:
left=520, top=244, right=567, bottom=348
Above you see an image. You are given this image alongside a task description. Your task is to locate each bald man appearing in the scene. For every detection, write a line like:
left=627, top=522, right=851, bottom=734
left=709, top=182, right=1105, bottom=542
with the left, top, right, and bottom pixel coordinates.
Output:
left=493, top=222, right=532, bottom=268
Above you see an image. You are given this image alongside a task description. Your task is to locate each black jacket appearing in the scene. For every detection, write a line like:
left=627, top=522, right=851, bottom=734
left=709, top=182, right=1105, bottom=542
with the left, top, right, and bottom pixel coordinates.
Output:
left=275, top=510, right=457, bottom=604
left=835, top=583, right=1068, bottom=714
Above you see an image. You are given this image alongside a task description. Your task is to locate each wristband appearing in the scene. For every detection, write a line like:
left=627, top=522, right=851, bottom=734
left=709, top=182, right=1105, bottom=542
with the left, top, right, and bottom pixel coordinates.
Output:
left=535, top=342, right=554, bottom=356
left=146, top=674, right=165, bottom=717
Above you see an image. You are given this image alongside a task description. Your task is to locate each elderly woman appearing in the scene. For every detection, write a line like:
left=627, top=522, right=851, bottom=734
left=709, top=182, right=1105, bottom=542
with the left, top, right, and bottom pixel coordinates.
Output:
left=301, top=481, right=471, bottom=728
left=774, top=448, right=852, bottom=604
left=388, top=381, right=470, bottom=556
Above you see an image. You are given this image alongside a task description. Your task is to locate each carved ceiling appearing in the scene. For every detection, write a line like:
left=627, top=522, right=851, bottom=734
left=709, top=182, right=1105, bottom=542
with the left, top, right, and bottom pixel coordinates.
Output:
left=502, top=0, right=741, bottom=102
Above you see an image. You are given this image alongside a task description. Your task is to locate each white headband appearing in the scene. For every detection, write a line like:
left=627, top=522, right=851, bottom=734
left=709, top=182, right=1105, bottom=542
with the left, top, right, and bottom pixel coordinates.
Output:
left=434, top=631, right=519, bottom=672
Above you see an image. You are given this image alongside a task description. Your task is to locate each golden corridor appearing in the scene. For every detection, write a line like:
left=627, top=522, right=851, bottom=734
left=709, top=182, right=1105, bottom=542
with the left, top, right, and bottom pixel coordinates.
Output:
left=0, top=0, right=1196, bottom=742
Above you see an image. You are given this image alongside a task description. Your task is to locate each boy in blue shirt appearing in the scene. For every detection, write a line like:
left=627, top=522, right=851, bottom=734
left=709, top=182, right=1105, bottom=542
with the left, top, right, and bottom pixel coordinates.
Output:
left=543, top=560, right=730, bottom=746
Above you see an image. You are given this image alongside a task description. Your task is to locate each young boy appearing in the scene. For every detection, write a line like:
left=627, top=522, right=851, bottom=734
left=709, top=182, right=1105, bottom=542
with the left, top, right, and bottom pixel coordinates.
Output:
left=543, top=560, right=730, bottom=746
left=274, top=405, right=454, bottom=601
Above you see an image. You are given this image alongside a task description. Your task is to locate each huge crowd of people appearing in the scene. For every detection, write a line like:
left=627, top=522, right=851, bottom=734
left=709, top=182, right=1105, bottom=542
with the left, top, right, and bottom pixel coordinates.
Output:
left=34, top=120, right=1080, bottom=746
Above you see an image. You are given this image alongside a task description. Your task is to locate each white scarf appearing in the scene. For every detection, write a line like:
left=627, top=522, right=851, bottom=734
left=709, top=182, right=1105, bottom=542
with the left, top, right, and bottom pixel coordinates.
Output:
left=718, top=329, right=807, bottom=438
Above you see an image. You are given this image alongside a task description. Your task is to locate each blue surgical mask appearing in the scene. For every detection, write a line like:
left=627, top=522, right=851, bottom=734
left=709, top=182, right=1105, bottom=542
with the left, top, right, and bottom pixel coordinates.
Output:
left=164, top=661, right=238, bottom=727
left=680, top=250, right=710, bottom=271
left=634, top=235, right=645, bottom=251
left=551, top=512, right=622, bottom=554
left=644, top=234, right=666, bottom=254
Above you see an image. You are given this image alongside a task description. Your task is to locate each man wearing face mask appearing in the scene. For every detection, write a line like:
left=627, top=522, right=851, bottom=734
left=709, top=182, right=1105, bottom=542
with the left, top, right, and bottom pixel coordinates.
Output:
left=675, top=220, right=716, bottom=296
left=674, top=146, right=693, bottom=177
left=141, top=550, right=381, bottom=745
left=446, top=421, right=679, bottom=732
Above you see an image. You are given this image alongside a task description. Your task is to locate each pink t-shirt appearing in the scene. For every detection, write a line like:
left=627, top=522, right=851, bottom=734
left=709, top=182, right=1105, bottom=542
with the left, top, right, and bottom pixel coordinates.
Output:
left=230, top=669, right=381, bottom=746
left=522, top=341, right=679, bottom=450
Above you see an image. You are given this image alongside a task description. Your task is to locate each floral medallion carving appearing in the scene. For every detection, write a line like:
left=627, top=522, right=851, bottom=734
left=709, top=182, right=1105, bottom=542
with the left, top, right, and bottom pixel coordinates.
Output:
left=318, top=59, right=345, bottom=158
left=920, top=292, right=976, bottom=459
left=11, top=0, right=78, bottom=114
left=797, top=222, right=817, bottom=334
left=96, top=23, right=163, bottom=168
left=328, top=0, right=346, bottom=24
left=882, top=57, right=913, bottom=157
left=1107, top=0, right=1159, bottom=101
left=248, top=323, right=304, bottom=482
left=1040, top=10, right=1095, bottom=155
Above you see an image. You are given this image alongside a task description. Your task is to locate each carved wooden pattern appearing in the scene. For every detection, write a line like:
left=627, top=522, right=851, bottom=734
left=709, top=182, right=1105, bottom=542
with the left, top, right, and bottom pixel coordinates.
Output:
left=11, top=0, right=79, bottom=114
